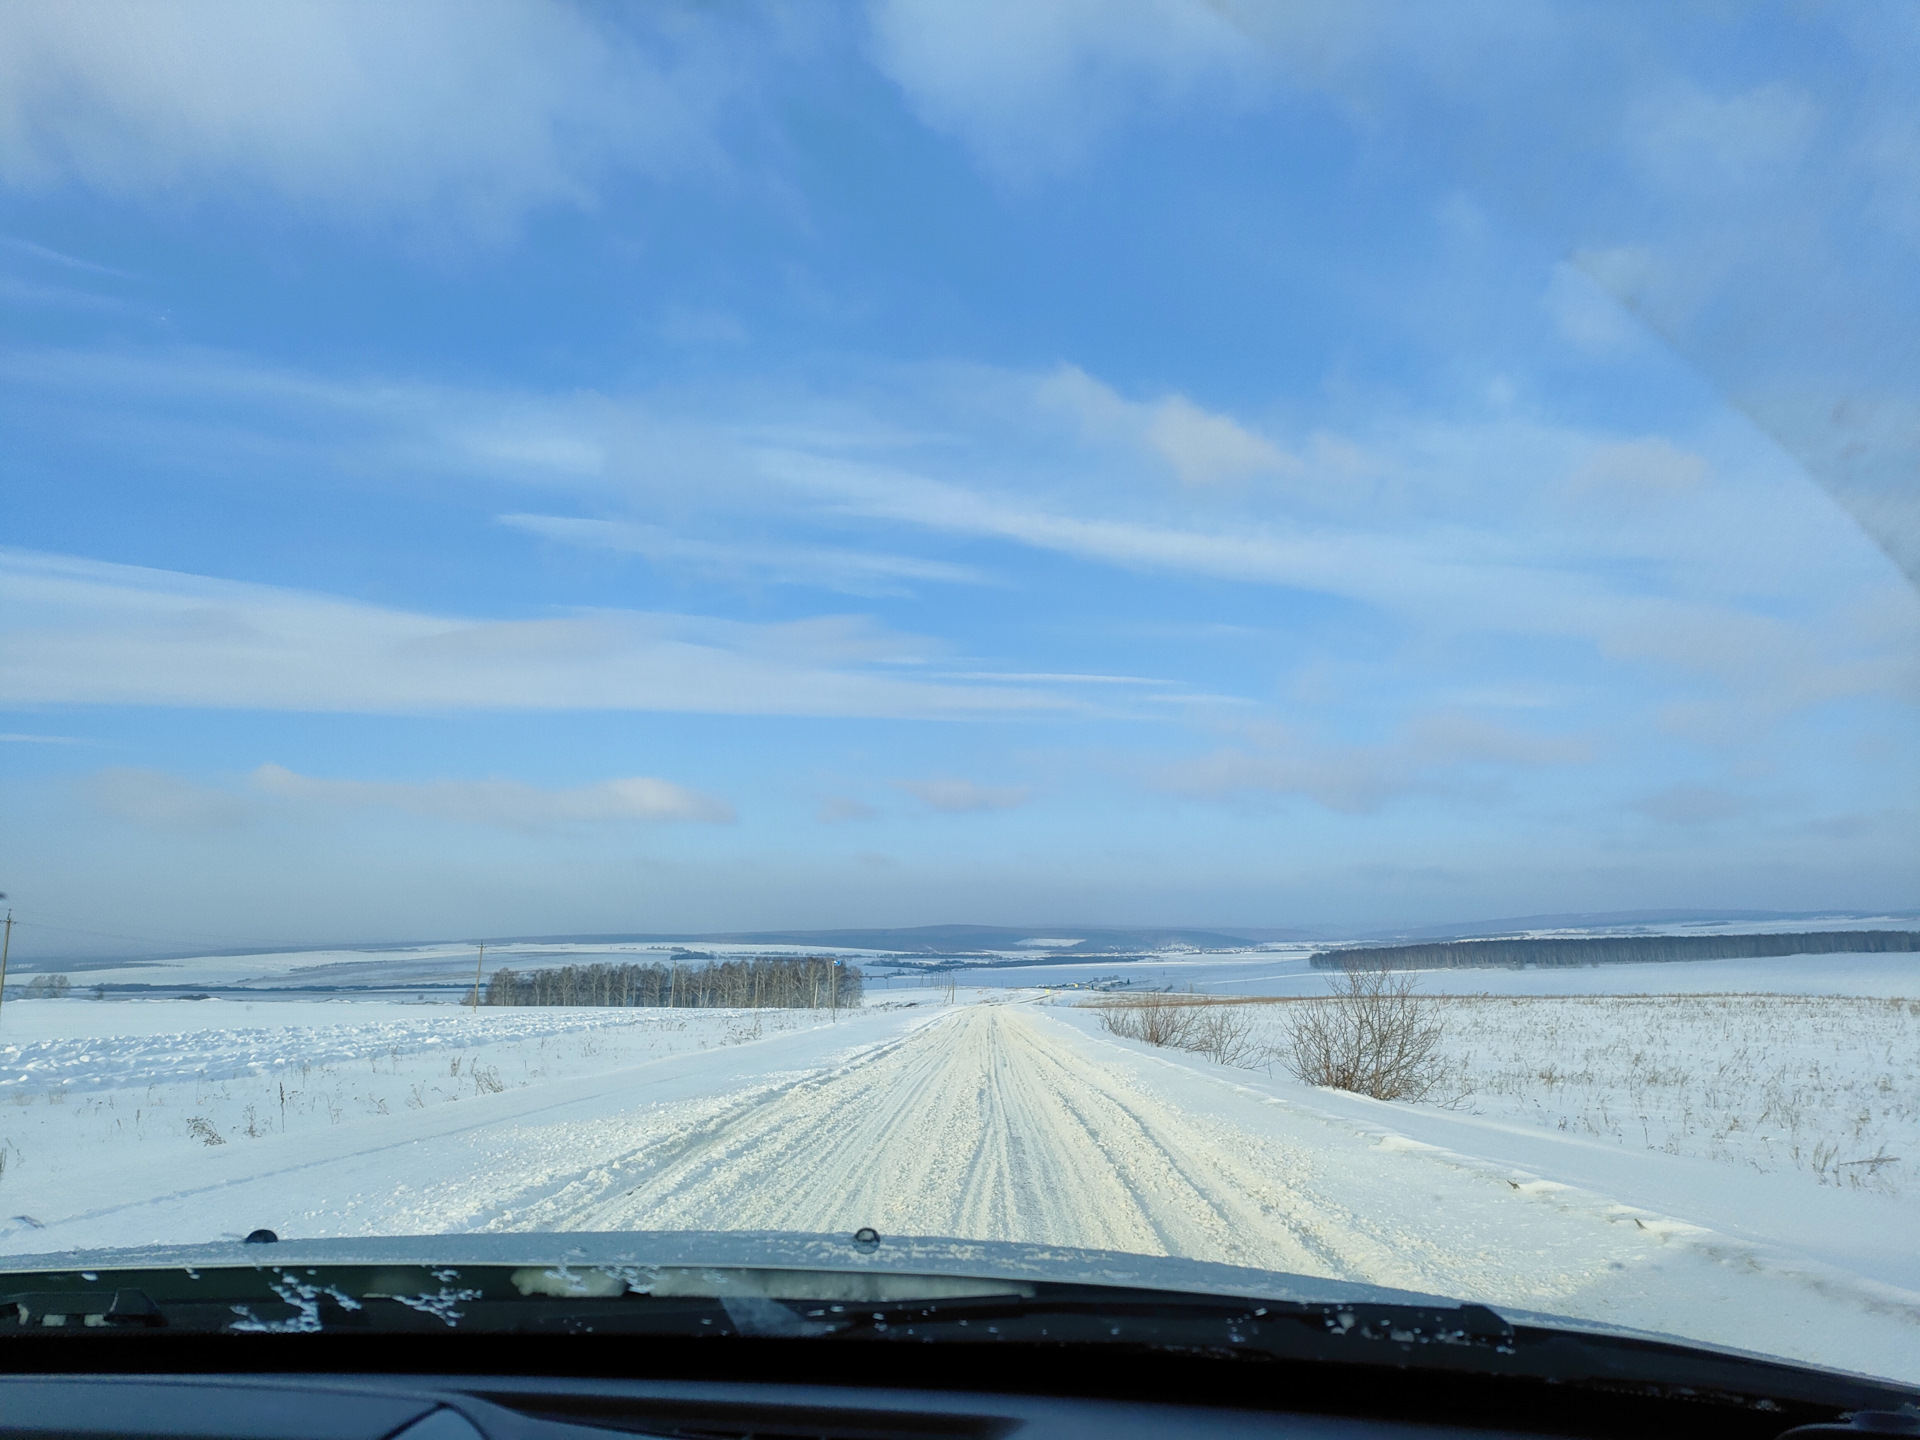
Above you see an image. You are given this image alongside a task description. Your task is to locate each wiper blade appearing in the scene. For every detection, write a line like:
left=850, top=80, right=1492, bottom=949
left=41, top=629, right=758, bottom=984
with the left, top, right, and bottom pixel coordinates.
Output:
left=0, top=1261, right=1514, bottom=1355
left=1, top=1288, right=165, bottom=1329
left=4, top=1260, right=1917, bottom=1423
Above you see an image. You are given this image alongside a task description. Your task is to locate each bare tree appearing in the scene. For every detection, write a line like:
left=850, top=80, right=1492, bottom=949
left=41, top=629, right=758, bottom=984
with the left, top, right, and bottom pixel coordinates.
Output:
left=1281, top=966, right=1444, bottom=1101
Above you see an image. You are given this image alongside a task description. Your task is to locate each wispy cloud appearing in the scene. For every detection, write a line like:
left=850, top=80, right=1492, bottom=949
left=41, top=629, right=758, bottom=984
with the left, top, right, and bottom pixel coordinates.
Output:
left=892, top=776, right=1030, bottom=812
left=499, top=513, right=986, bottom=595
left=0, top=549, right=1072, bottom=719
left=84, top=762, right=733, bottom=831
left=933, top=671, right=1171, bottom=685
left=1040, top=365, right=1299, bottom=485
left=2, top=234, right=135, bottom=278
left=6, top=342, right=1910, bottom=733
left=1154, top=714, right=1596, bottom=814
left=758, top=445, right=1917, bottom=717
left=84, top=767, right=254, bottom=830
left=250, top=763, right=733, bottom=828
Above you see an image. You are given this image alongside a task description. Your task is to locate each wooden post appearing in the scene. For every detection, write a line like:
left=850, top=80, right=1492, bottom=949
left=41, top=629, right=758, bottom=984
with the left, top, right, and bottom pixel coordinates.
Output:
left=0, top=910, right=12, bottom=1019
left=471, top=942, right=485, bottom=1012
left=830, top=959, right=838, bottom=1022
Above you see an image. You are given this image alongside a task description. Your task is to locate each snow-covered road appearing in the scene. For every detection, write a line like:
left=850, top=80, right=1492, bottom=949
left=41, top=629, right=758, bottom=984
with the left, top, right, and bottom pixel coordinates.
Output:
left=4, top=997, right=1916, bottom=1381
left=507, top=1001, right=1348, bottom=1268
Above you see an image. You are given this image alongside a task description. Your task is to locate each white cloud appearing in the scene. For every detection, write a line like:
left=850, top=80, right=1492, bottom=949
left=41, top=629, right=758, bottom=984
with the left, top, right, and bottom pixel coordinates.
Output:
left=760, top=442, right=1918, bottom=719
left=0, top=549, right=1072, bottom=719
left=892, top=777, right=1030, bottom=812
left=1144, top=395, right=1297, bottom=486
left=1544, top=263, right=1643, bottom=356
left=1625, top=82, right=1819, bottom=193
left=0, top=1, right=731, bottom=237
left=867, top=0, right=1259, bottom=177
left=9, top=343, right=1911, bottom=733
left=500, top=513, right=986, bottom=595
left=1040, top=365, right=1298, bottom=486
left=83, top=762, right=731, bottom=831
left=250, top=763, right=732, bottom=827
left=1155, top=713, right=1595, bottom=814
left=1563, top=438, right=1711, bottom=505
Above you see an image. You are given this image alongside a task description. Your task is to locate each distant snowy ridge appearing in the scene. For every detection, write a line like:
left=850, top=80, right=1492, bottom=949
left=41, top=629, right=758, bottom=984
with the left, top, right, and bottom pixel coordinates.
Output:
left=1310, top=931, right=1920, bottom=970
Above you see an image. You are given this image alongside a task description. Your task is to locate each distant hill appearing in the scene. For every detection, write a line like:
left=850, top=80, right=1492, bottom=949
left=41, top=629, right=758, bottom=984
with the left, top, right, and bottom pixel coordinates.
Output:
left=499, top=924, right=1258, bottom=956
left=1219, top=908, right=1920, bottom=946
left=1310, top=931, right=1920, bottom=970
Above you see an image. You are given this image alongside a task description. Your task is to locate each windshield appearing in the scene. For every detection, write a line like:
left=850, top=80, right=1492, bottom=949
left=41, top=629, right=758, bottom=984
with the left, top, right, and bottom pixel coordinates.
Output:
left=1, top=0, right=1916, bottom=1391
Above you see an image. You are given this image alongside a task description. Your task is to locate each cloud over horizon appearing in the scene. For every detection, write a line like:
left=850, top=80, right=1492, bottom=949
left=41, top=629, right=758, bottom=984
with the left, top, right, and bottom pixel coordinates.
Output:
left=4, top=3, right=1914, bottom=939
left=87, top=762, right=734, bottom=832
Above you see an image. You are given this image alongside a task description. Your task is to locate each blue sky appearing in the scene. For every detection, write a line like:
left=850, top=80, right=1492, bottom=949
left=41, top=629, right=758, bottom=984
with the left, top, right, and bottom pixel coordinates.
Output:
left=3, top=2, right=1916, bottom=953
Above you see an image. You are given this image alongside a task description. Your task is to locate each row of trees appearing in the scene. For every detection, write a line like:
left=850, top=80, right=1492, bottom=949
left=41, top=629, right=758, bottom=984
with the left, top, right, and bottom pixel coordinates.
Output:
left=478, top=956, right=863, bottom=1010
left=1310, top=930, right=1919, bottom=970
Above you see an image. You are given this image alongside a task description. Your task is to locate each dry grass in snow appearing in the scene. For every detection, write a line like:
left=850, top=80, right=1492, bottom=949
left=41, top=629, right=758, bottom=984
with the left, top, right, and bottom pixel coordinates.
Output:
left=1431, top=993, right=1920, bottom=1196
left=1087, top=990, right=1920, bottom=1197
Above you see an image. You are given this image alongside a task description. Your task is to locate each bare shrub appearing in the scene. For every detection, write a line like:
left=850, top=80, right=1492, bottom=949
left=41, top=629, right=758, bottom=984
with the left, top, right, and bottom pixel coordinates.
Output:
left=1188, top=1005, right=1265, bottom=1067
left=23, top=975, right=71, bottom=999
left=185, top=1116, right=225, bottom=1146
left=1283, top=967, right=1445, bottom=1101
left=1099, top=995, right=1266, bottom=1068
left=1100, top=993, right=1200, bottom=1048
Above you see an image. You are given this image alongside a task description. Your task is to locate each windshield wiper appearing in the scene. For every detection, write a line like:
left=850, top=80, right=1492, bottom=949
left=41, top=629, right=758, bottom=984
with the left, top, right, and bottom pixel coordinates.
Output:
left=4, top=1260, right=1916, bottom=1424
left=2, top=1287, right=165, bottom=1329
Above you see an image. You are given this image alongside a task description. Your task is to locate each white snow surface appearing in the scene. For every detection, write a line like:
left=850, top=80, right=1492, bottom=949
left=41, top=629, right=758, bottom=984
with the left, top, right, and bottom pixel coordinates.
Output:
left=0, top=967, right=1916, bottom=1384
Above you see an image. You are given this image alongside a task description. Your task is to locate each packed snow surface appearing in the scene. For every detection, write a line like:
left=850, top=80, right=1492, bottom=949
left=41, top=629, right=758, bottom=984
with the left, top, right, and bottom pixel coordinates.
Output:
left=0, top=963, right=1916, bottom=1384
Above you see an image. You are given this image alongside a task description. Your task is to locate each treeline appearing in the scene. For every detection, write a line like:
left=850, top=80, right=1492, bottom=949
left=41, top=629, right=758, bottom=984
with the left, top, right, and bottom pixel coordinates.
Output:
left=1310, top=931, right=1920, bottom=971
left=479, top=956, right=863, bottom=1009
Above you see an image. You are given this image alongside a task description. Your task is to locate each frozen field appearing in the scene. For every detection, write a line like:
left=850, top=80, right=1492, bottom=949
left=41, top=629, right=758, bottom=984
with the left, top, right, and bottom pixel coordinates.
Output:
left=0, top=954, right=1915, bottom=1382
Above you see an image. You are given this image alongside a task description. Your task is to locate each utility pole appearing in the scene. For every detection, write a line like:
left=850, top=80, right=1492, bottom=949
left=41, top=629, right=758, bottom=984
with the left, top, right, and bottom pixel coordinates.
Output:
left=471, top=942, right=485, bottom=1012
left=0, top=909, right=12, bottom=1019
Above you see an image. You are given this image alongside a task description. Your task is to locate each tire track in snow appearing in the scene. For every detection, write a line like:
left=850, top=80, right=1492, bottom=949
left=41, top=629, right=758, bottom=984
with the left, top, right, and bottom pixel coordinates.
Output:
left=507, top=1003, right=1387, bottom=1282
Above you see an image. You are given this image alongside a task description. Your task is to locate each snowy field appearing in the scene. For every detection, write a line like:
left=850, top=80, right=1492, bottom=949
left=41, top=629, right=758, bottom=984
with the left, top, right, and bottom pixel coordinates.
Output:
left=0, top=1000, right=858, bottom=1167
left=0, top=951, right=1915, bottom=1382
left=1435, top=993, right=1919, bottom=1193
